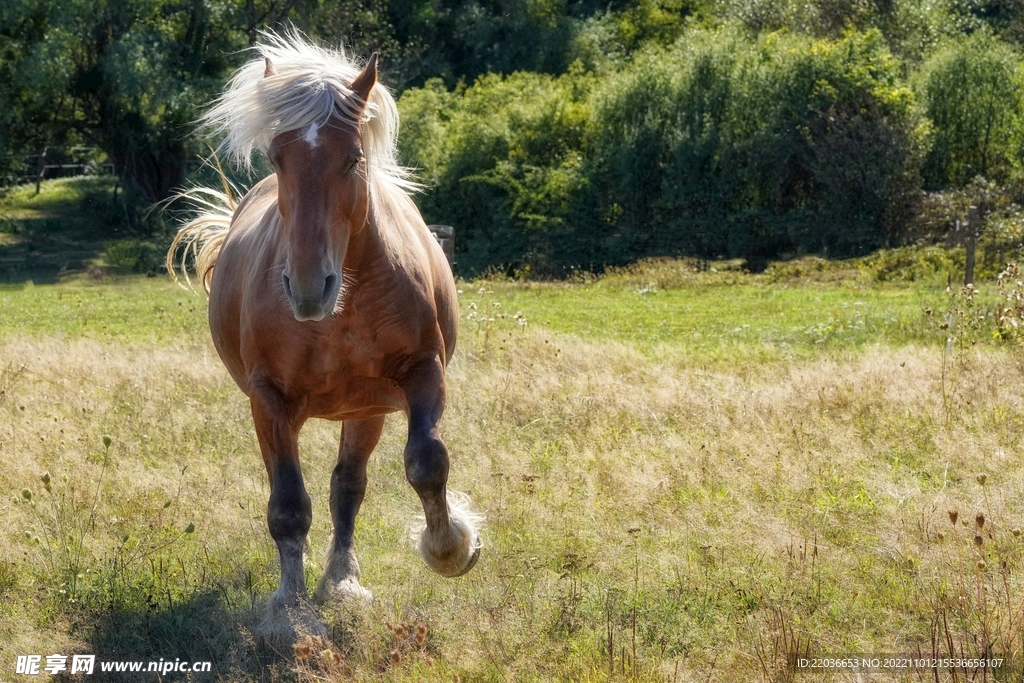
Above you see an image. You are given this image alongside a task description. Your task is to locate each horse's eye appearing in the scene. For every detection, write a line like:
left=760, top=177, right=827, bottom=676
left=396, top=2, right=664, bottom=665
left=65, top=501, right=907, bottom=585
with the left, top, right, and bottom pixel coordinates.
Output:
left=346, top=155, right=364, bottom=174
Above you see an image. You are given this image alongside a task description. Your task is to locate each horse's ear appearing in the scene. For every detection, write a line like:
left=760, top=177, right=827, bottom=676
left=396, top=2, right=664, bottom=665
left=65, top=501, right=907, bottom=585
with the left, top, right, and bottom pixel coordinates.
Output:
left=350, top=53, right=378, bottom=106
left=264, top=58, right=277, bottom=78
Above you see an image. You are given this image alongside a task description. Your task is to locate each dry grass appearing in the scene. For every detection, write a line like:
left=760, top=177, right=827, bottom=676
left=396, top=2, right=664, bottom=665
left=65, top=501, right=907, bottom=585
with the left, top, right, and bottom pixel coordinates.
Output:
left=2, top=282, right=1024, bottom=681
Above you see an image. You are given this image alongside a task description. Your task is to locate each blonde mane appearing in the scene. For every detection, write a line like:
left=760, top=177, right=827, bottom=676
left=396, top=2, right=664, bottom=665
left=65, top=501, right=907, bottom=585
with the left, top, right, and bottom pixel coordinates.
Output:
left=199, top=29, right=415, bottom=191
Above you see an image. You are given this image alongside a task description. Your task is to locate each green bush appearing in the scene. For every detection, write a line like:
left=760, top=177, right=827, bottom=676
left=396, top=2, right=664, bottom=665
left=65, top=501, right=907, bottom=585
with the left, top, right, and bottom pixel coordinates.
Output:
left=399, top=69, right=594, bottom=275
left=400, top=28, right=927, bottom=275
left=590, top=28, right=926, bottom=269
left=915, top=30, right=1024, bottom=190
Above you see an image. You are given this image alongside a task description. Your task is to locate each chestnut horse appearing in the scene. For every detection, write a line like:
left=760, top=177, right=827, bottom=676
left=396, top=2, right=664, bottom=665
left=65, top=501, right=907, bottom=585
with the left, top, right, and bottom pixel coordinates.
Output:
left=167, top=32, right=481, bottom=644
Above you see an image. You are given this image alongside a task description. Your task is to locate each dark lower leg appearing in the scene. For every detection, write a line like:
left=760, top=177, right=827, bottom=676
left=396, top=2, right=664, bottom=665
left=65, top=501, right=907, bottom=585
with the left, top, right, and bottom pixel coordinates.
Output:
left=402, top=358, right=480, bottom=577
left=317, top=417, right=384, bottom=600
left=268, top=460, right=312, bottom=601
left=404, top=429, right=450, bottom=534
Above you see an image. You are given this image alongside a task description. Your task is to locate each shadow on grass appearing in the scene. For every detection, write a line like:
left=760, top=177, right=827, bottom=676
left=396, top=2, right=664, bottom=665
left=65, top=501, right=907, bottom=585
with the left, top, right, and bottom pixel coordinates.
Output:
left=0, top=218, right=108, bottom=285
left=81, top=590, right=297, bottom=682
left=0, top=177, right=166, bottom=285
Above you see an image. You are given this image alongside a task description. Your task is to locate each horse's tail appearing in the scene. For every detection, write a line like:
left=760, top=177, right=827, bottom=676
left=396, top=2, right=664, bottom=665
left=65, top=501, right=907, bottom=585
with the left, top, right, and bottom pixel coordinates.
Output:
left=165, top=165, right=239, bottom=293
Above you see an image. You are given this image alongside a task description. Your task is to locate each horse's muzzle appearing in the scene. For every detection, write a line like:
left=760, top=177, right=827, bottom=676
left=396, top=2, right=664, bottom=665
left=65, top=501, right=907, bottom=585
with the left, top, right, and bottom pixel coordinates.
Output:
left=282, top=269, right=340, bottom=321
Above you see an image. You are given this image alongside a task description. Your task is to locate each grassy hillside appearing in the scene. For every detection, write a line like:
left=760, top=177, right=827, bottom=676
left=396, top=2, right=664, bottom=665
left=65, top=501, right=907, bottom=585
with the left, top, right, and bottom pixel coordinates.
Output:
left=0, top=177, right=166, bottom=284
left=1, top=268, right=1022, bottom=681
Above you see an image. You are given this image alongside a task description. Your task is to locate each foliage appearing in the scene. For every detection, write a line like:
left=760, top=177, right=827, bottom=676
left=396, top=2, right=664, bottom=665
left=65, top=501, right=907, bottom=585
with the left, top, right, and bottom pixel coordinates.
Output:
left=593, top=28, right=926, bottom=268
left=0, top=0, right=251, bottom=204
left=403, top=28, right=927, bottom=274
left=719, top=0, right=987, bottom=62
left=916, top=30, right=1024, bottom=190
left=399, top=69, right=594, bottom=275
left=856, top=245, right=962, bottom=284
left=7, top=0, right=1024, bottom=271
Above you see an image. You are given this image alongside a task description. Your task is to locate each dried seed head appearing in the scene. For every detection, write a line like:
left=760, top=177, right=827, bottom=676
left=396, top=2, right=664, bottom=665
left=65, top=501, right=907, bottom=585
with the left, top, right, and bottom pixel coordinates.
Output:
left=976, top=512, right=986, bottom=529
left=319, top=649, right=333, bottom=663
left=1013, top=528, right=1021, bottom=538
left=293, top=637, right=313, bottom=661
left=949, top=510, right=959, bottom=526
left=390, top=649, right=402, bottom=666
left=976, top=473, right=987, bottom=486
left=415, top=623, right=427, bottom=648
left=974, top=535, right=984, bottom=547
left=977, top=560, right=987, bottom=571
left=393, top=622, right=407, bottom=639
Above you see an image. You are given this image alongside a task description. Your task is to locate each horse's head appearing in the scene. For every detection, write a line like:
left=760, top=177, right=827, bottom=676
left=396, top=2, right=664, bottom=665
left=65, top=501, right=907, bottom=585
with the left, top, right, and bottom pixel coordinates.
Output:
left=267, top=54, right=377, bottom=322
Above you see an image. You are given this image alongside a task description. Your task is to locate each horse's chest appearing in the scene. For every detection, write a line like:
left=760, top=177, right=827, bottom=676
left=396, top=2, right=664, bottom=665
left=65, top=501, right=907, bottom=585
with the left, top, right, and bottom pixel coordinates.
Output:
left=274, top=324, right=407, bottom=417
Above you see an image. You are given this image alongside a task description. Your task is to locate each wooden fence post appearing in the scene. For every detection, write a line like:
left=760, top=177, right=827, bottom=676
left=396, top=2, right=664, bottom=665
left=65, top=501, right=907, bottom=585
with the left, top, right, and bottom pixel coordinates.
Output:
left=964, top=206, right=978, bottom=286
left=34, top=147, right=48, bottom=196
left=427, top=225, right=455, bottom=266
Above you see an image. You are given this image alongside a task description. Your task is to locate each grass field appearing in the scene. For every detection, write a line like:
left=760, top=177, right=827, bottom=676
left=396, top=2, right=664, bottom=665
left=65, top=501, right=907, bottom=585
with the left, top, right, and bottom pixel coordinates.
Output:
left=2, top=262, right=1024, bottom=681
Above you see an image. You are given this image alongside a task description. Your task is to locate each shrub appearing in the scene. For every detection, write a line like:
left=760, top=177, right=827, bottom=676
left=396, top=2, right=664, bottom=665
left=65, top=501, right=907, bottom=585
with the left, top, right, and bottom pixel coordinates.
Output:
left=399, top=69, right=593, bottom=275
left=589, top=28, right=926, bottom=268
left=916, top=31, right=1024, bottom=190
left=400, top=28, right=927, bottom=274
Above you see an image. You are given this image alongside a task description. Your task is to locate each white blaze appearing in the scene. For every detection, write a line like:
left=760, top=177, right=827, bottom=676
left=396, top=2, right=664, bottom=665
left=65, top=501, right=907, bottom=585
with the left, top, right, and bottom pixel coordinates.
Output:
left=303, top=123, right=320, bottom=148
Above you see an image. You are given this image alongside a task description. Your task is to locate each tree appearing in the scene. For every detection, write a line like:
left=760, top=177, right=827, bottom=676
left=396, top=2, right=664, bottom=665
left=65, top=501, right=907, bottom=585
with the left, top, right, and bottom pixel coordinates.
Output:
left=917, top=30, right=1024, bottom=189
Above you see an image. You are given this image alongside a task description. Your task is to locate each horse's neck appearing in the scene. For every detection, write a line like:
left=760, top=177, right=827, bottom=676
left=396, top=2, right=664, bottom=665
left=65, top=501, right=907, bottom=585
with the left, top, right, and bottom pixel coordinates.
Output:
left=344, top=191, right=391, bottom=273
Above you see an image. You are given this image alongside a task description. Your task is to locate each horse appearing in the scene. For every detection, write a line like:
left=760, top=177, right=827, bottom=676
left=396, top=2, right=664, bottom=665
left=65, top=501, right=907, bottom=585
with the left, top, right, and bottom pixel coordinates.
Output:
left=166, top=31, right=482, bottom=644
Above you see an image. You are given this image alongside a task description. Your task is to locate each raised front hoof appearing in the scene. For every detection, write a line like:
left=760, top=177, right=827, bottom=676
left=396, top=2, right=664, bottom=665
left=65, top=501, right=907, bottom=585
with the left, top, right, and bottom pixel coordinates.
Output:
left=418, top=531, right=482, bottom=578
left=414, top=491, right=485, bottom=578
left=256, top=594, right=328, bottom=652
left=313, top=577, right=373, bottom=605
left=449, top=544, right=480, bottom=578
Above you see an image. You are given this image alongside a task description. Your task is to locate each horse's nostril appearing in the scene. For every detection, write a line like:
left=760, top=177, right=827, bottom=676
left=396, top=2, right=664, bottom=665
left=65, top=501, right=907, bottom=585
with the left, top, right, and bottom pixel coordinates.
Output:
left=282, top=272, right=292, bottom=299
left=322, top=273, right=338, bottom=302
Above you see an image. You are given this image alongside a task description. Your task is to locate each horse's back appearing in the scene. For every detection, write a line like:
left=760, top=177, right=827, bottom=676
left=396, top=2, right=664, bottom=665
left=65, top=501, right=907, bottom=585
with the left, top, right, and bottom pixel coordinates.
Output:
left=208, top=175, right=282, bottom=390
left=376, top=185, right=459, bottom=365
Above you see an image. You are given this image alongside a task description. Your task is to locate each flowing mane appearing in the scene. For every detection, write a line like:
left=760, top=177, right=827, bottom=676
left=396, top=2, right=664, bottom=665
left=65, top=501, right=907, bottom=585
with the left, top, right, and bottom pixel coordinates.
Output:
left=199, top=30, right=415, bottom=191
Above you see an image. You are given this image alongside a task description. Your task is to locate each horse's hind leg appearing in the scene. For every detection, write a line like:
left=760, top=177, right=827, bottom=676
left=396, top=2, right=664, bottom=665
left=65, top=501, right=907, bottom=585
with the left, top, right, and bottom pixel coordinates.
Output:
left=249, top=380, right=326, bottom=644
left=314, top=416, right=385, bottom=604
left=402, top=357, right=483, bottom=578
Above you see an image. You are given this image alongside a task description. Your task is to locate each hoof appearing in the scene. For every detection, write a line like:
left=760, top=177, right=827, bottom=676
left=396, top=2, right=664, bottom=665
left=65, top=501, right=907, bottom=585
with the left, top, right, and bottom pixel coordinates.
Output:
left=414, top=491, right=484, bottom=578
left=313, top=577, right=373, bottom=605
left=448, top=544, right=480, bottom=578
left=257, top=593, right=327, bottom=651
left=315, top=547, right=372, bottom=604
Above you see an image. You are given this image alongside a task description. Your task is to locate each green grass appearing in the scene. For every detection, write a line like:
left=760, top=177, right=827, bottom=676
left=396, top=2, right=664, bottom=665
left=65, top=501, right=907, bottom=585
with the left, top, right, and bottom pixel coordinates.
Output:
left=0, top=278, right=208, bottom=344
left=0, top=176, right=119, bottom=221
left=462, top=280, right=946, bottom=360
left=2, top=264, right=1023, bottom=682
left=0, top=274, right=948, bottom=361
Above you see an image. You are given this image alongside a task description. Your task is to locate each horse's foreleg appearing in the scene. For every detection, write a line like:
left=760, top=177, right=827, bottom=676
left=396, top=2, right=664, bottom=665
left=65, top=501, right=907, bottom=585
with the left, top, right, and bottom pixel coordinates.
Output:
left=402, top=357, right=482, bottom=578
left=250, top=381, right=324, bottom=643
left=314, top=416, right=384, bottom=603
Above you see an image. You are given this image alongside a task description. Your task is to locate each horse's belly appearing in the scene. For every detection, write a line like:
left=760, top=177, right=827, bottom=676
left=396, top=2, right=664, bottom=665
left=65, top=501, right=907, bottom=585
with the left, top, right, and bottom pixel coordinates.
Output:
left=307, top=375, right=407, bottom=420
